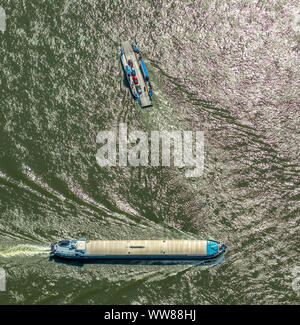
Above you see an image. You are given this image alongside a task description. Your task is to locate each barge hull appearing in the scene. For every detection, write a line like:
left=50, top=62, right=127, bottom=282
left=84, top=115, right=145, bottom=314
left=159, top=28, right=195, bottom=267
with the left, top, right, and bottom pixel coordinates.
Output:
left=51, top=239, right=226, bottom=260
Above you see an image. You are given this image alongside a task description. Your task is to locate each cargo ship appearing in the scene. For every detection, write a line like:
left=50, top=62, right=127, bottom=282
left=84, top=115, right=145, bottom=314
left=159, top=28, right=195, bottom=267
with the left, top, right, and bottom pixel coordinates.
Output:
left=120, top=41, right=153, bottom=108
left=50, top=239, right=226, bottom=260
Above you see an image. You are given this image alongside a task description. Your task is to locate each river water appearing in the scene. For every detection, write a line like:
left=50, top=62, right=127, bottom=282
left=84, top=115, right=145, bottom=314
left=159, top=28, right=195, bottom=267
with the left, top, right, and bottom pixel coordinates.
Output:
left=0, top=0, right=299, bottom=304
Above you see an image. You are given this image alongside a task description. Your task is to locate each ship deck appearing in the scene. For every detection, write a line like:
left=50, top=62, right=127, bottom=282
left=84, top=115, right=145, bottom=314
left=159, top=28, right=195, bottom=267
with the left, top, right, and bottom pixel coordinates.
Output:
left=121, top=41, right=152, bottom=108
left=85, top=240, right=207, bottom=256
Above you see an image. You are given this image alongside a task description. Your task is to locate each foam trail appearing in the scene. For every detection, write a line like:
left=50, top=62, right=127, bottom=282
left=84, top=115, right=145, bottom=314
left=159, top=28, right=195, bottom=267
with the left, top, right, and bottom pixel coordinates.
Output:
left=0, top=244, right=50, bottom=257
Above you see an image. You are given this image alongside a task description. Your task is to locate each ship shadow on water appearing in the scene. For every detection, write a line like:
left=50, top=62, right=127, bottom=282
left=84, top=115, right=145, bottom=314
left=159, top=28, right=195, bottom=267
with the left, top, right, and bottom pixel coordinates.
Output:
left=49, top=253, right=225, bottom=267
left=123, top=74, right=130, bottom=89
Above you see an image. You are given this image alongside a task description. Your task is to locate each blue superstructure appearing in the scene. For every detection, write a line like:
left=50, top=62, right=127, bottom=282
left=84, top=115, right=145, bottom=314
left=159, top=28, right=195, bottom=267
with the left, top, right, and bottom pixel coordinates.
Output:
left=132, top=42, right=139, bottom=52
left=207, top=241, right=219, bottom=255
left=140, top=60, right=149, bottom=80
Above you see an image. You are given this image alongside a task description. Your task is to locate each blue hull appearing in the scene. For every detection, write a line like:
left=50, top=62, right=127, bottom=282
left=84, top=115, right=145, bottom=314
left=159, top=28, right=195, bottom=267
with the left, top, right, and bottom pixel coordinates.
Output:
left=53, top=252, right=223, bottom=261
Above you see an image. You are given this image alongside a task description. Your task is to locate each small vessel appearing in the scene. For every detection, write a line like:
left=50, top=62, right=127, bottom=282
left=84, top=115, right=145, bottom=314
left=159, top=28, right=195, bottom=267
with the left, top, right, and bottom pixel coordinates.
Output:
left=120, top=41, right=153, bottom=108
left=50, top=239, right=226, bottom=260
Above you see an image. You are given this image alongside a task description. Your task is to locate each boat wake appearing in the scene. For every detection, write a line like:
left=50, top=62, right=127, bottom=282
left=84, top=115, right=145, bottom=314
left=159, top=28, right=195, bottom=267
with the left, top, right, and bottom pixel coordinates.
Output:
left=0, top=244, right=50, bottom=258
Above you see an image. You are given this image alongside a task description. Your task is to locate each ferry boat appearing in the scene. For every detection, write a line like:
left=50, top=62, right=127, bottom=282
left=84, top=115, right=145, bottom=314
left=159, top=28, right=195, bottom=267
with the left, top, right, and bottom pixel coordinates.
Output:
left=50, top=239, right=226, bottom=260
left=120, top=41, right=153, bottom=108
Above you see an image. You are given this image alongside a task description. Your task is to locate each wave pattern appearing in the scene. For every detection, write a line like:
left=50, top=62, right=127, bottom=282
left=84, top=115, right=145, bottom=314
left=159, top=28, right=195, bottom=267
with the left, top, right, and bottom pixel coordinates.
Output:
left=0, top=0, right=299, bottom=304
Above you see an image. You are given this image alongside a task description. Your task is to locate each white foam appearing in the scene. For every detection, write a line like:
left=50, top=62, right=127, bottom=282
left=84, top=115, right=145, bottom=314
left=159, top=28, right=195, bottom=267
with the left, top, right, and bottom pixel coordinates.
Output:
left=0, top=244, right=50, bottom=258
